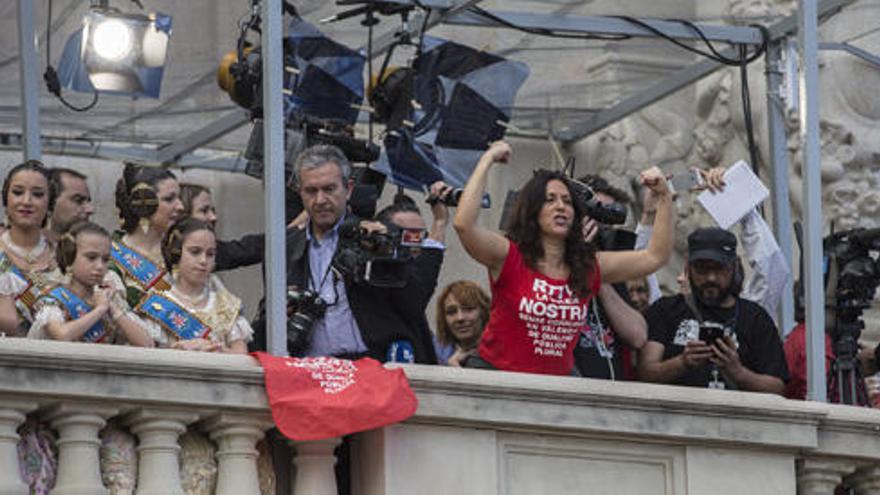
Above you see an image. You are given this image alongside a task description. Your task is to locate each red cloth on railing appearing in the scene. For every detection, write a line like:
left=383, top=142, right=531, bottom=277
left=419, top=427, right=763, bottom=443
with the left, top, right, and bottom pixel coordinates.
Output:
left=252, top=352, right=418, bottom=441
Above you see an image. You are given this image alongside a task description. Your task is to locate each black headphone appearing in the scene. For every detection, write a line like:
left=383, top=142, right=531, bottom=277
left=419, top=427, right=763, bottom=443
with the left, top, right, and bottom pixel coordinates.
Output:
left=731, top=259, right=744, bottom=296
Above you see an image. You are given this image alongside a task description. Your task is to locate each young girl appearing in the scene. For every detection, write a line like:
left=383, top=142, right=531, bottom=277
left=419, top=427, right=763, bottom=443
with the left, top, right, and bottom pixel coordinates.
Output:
left=137, top=218, right=252, bottom=352
left=135, top=218, right=261, bottom=494
left=28, top=221, right=154, bottom=346
left=110, top=163, right=184, bottom=307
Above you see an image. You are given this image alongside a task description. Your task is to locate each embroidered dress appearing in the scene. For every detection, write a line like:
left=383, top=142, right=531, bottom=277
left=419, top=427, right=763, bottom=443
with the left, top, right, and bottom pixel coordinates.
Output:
left=0, top=235, right=62, bottom=337
left=136, top=275, right=263, bottom=495
left=0, top=235, right=61, bottom=494
left=108, top=235, right=172, bottom=308
left=28, top=289, right=142, bottom=494
left=138, top=275, right=253, bottom=348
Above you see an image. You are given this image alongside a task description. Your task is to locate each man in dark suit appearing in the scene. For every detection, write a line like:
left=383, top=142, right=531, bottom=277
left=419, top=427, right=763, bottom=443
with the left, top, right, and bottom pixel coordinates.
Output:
left=252, top=144, right=440, bottom=363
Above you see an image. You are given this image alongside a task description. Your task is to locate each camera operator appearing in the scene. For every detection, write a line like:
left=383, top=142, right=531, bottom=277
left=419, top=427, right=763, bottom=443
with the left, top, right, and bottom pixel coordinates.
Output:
left=638, top=227, right=789, bottom=393
left=252, top=144, right=438, bottom=363
left=371, top=184, right=452, bottom=363
left=572, top=175, right=648, bottom=380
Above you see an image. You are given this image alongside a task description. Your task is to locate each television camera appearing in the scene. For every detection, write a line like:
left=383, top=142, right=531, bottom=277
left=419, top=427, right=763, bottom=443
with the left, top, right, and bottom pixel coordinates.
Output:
left=823, top=227, right=880, bottom=405
left=332, top=217, right=425, bottom=290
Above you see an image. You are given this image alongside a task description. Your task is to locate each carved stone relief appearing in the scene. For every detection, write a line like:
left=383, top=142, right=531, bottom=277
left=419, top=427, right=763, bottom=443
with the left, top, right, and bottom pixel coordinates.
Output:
left=572, top=0, right=880, bottom=299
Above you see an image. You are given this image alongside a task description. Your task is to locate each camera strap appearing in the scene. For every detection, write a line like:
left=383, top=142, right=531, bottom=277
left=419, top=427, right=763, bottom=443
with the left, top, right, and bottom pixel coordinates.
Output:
left=305, top=247, right=339, bottom=307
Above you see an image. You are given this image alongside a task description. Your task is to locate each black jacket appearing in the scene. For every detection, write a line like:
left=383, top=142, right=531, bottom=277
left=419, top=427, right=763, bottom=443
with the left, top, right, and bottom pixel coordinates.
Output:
left=252, top=224, right=441, bottom=364
left=216, top=234, right=265, bottom=272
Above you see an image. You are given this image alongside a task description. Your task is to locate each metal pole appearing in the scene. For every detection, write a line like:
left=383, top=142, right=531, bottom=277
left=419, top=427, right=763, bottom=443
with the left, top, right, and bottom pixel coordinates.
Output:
left=764, top=41, right=796, bottom=336
left=262, top=0, right=287, bottom=356
left=798, top=0, right=827, bottom=402
left=17, top=0, right=41, bottom=161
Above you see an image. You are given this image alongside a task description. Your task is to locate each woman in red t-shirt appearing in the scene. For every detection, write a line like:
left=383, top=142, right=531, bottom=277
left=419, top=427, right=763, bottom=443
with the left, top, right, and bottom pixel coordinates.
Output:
left=453, top=141, right=674, bottom=376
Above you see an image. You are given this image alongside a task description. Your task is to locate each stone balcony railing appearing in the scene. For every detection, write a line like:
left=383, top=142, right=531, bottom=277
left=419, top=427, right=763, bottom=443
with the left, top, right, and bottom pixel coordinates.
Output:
left=1, top=339, right=880, bottom=495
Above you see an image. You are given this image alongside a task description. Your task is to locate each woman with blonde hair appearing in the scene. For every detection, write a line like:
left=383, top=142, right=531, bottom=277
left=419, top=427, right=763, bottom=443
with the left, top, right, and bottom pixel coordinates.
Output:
left=435, top=280, right=490, bottom=366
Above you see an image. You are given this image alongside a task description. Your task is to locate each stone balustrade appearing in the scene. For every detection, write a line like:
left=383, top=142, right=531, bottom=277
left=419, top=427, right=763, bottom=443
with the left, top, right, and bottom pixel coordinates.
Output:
left=1, top=339, right=880, bottom=494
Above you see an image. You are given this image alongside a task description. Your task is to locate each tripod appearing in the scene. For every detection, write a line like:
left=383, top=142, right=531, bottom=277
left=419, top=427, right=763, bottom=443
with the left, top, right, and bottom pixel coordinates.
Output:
left=828, top=313, right=870, bottom=406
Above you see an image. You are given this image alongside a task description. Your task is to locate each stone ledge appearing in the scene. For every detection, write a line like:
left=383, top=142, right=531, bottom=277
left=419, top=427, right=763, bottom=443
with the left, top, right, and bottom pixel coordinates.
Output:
left=399, top=364, right=828, bottom=450
left=2, top=340, right=879, bottom=461
left=0, top=339, right=266, bottom=411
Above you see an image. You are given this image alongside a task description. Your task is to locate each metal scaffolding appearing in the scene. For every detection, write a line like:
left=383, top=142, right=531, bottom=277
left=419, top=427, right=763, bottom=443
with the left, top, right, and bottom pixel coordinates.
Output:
left=13, top=0, right=858, bottom=398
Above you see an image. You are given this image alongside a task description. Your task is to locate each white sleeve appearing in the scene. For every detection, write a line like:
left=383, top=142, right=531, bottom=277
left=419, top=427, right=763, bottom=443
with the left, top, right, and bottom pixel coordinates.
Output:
left=634, top=223, right=662, bottom=303
left=139, top=315, right=170, bottom=347
left=27, top=303, right=66, bottom=340
left=227, top=316, right=254, bottom=345
left=0, top=271, right=28, bottom=297
left=738, top=209, right=792, bottom=318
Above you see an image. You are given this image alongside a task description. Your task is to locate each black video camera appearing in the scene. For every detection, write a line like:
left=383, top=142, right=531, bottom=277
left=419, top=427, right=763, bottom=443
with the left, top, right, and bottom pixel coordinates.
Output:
left=296, top=113, right=380, bottom=164
left=332, top=218, right=424, bottom=289
left=286, top=288, right=329, bottom=356
left=567, top=177, right=627, bottom=226
left=425, top=188, right=490, bottom=208
left=824, top=227, right=880, bottom=318
left=822, top=227, right=880, bottom=404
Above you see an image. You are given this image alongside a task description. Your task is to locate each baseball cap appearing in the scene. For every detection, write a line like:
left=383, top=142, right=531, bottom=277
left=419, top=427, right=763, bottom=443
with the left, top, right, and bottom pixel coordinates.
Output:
left=688, top=227, right=737, bottom=265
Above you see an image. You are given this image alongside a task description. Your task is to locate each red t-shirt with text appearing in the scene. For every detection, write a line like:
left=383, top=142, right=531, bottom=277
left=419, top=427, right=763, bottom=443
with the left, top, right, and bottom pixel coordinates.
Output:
left=479, top=241, right=600, bottom=375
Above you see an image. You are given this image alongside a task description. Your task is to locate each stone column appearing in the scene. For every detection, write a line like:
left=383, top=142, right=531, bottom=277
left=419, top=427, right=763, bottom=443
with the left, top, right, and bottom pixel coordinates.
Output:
left=848, top=465, right=880, bottom=495
left=45, top=403, right=118, bottom=495
left=205, top=413, right=271, bottom=495
left=0, top=400, right=38, bottom=495
left=125, top=409, right=198, bottom=495
left=290, top=437, right=341, bottom=495
left=797, top=458, right=855, bottom=495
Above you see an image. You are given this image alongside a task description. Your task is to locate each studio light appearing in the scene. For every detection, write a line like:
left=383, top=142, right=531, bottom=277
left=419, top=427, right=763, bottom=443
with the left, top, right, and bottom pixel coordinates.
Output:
left=54, top=4, right=172, bottom=99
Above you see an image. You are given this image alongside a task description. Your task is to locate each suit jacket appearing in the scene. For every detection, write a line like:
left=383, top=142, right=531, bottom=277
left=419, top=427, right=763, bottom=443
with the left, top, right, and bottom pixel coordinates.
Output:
left=216, top=234, right=265, bottom=272
left=252, top=222, right=440, bottom=364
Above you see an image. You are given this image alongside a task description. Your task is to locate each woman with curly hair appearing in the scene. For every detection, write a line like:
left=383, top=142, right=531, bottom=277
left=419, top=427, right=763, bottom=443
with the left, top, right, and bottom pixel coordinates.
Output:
left=109, top=164, right=184, bottom=307
left=453, top=141, right=674, bottom=375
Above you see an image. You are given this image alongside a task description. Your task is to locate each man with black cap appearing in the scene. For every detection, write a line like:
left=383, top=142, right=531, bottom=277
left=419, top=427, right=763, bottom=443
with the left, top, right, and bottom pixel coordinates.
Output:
left=637, top=227, right=789, bottom=393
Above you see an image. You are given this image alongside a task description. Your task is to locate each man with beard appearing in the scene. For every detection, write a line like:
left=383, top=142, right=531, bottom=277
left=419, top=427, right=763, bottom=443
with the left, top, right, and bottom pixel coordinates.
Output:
left=637, top=227, right=788, bottom=393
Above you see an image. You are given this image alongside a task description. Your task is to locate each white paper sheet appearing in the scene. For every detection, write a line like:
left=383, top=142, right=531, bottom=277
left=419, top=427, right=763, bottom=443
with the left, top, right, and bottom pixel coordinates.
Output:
left=697, top=160, right=769, bottom=229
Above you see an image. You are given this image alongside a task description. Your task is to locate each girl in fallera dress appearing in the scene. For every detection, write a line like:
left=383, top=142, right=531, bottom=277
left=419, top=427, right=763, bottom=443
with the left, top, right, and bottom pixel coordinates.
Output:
left=27, top=221, right=149, bottom=495
left=109, top=163, right=184, bottom=307
left=137, top=217, right=252, bottom=352
left=28, top=221, right=153, bottom=346
left=136, top=218, right=271, bottom=494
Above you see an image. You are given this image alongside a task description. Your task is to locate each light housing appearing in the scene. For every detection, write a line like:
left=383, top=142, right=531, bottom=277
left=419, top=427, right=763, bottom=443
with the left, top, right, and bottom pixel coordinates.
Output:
left=57, top=7, right=172, bottom=98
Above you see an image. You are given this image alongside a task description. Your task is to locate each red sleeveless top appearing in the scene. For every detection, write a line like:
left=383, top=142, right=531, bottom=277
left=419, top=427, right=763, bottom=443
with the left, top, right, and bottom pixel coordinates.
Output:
left=479, top=242, right=600, bottom=375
